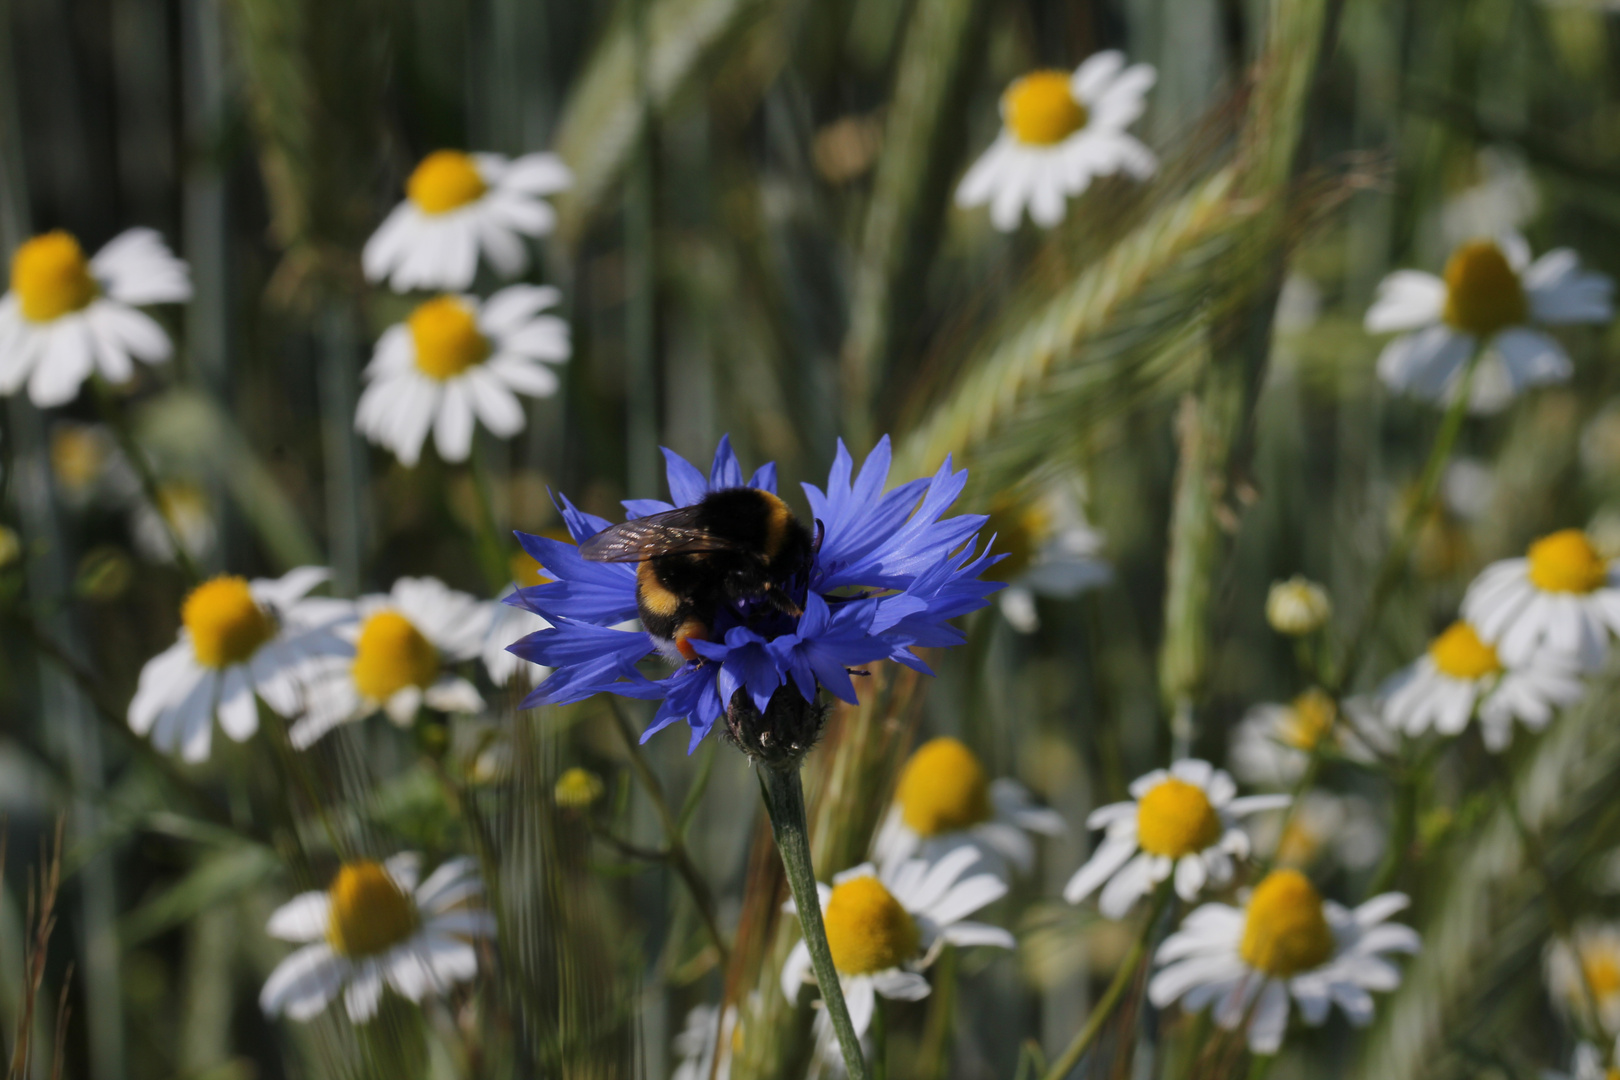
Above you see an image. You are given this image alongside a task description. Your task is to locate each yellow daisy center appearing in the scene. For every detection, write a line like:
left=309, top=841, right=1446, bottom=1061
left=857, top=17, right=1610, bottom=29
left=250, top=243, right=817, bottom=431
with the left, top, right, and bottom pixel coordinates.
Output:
left=554, top=767, right=605, bottom=809
left=1428, top=621, right=1502, bottom=679
left=182, top=576, right=275, bottom=670
left=12, top=231, right=97, bottom=323
left=410, top=296, right=490, bottom=380
left=50, top=425, right=108, bottom=493
left=823, top=876, right=920, bottom=975
left=1281, top=689, right=1337, bottom=751
left=406, top=150, right=488, bottom=215
left=325, top=860, right=419, bottom=958
left=510, top=550, right=546, bottom=584
left=1527, top=529, right=1609, bottom=594
left=1441, top=240, right=1527, bottom=338
left=352, top=610, right=440, bottom=702
left=895, top=736, right=993, bottom=837
left=1583, top=950, right=1620, bottom=999
left=1003, top=71, right=1089, bottom=147
left=1239, top=869, right=1335, bottom=978
left=1136, top=777, right=1222, bottom=858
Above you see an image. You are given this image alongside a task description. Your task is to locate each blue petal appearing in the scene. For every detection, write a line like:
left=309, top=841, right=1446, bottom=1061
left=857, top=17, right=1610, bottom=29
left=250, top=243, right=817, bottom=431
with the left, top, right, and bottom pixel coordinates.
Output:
left=662, top=447, right=710, bottom=507
left=514, top=532, right=639, bottom=626
left=554, top=493, right=615, bottom=543
left=622, top=498, right=675, bottom=519
left=748, top=461, right=778, bottom=493
left=709, top=434, right=746, bottom=490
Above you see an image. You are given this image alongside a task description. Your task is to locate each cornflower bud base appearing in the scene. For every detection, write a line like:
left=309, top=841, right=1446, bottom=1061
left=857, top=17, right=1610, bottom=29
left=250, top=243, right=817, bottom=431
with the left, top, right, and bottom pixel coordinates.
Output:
left=724, top=685, right=827, bottom=768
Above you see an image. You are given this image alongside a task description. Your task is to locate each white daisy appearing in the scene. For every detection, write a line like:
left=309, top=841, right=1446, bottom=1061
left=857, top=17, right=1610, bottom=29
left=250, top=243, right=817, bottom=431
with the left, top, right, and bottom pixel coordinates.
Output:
left=1063, top=759, right=1287, bottom=918
left=780, top=849, right=1013, bottom=1039
left=289, top=577, right=490, bottom=749
left=355, top=286, right=569, bottom=467
left=0, top=228, right=191, bottom=407
left=362, top=150, right=571, bottom=293
left=1233, top=693, right=1392, bottom=794
left=127, top=569, right=353, bottom=764
left=955, top=51, right=1157, bottom=232
left=984, top=483, right=1111, bottom=634
left=1148, top=870, right=1418, bottom=1054
left=1380, top=619, right=1585, bottom=751
left=1247, top=792, right=1385, bottom=873
left=259, top=854, right=494, bottom=1024
left=127, top=569, right=352, bottom=763
left=673, top=1003, right=737, bottom=1080
left=1547, top=921, right=1620, bottom=1036
left=870, top=736, right=1063, bottom=877
left=1365, top=233, right=1612, bottom=414
left=1548, top=1041, right=1620, bottom=1080
left=1462, top=528, right=1620, bottom=671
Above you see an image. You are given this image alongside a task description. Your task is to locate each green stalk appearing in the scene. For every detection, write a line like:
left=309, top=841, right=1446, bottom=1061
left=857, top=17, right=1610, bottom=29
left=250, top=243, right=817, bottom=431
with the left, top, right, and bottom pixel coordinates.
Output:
left=756, top=763, right=870, bottom=1080
left=466, top=447, right=513, bottom=595
left=869, top=995, right=887, bottom=1080
left=1269, top=351, right=1481, bottom=860
left=92, top=379, right=203, bottom=586
left=1040, top=883, right=1171, bottom=1080
left=624, top=0, right=659, bottom=498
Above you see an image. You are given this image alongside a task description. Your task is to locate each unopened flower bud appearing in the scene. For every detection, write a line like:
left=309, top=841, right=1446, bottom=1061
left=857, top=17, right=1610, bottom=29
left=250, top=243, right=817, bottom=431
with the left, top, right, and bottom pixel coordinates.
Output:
left=1266, top=576, right=1331, bottom=636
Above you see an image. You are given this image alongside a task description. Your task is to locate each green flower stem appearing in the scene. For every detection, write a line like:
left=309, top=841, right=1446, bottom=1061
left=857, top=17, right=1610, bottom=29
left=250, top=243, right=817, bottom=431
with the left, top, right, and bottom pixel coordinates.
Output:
left=465, top=447, right=512, bottom=595
left=1269, top=350, right=1482, bottom=862
left=756, top=761, right=870, bottom=1080
left=91, top=378, right=202, bottom=586
left=1329, top=351, right=1482, bottom=697
left=1484, top=751, right=1609, bottom=1049
left=1041, top=882, right=1172, bottom=1080
left=606, top=700, right=731, bottom=972
left=869, top=995, right=888, bottom=1080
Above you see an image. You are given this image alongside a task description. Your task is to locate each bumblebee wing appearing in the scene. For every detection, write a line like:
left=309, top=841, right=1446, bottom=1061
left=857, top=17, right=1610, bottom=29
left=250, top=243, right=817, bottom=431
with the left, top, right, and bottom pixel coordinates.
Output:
left=579, top=507, right=742, bottom=563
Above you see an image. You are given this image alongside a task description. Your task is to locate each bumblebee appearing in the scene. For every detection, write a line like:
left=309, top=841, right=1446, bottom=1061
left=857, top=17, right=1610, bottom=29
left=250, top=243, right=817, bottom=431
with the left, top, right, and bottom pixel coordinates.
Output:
left=580, top=487, right=815, bottom=662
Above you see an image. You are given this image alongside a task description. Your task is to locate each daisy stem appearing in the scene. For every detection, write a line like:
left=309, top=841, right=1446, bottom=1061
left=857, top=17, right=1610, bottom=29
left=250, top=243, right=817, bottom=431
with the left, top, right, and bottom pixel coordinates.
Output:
left=1041, top=882, right=1173, bottom=1080
left=1484, top=750, right=1609, bottom=1046
left=870, top=995, right=888, bottom=1080
left=756, top=761, right=871, bottom=1080
left=606, top=699, right=731, bottom=972
left=1328, top=348, right=1481, bottom=698
left=91, top=378, right=202, bottom=586
left=1271, top=350, right=1483, bottom=861
left=1245, top=1052, right=1276, bottom=1080
left=464, top=449, right=511, bottom=594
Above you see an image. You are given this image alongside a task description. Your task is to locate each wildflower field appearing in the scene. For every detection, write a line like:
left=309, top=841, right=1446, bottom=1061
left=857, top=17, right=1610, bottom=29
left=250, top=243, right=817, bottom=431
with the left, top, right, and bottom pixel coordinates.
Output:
left=3, top=0, right=1620, bottom=1077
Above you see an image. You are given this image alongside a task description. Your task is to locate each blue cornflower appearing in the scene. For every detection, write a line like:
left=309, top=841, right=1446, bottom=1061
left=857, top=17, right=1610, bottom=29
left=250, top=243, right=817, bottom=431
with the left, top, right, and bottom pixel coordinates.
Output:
left=506, top=436, right=1001, bottom=751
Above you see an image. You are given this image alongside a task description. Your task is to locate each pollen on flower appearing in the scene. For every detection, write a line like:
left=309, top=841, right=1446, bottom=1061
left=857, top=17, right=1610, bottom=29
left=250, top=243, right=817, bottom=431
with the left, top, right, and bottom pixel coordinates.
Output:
left=182, top=576, right=275, bottom=670
left=12, top=231, right=97, bottom=323
left=1136, top=777, right=1221, bottom=858
left=325, top=860, right=419, bottom=958
left=1441, top=240, right=1527, bottom=338
left=406, top=150, right=488, bottom=215
left=1003, top=71, right=1089, bottom=146
left=554, top=766, right=605, bottom=809
left=1281, top=689, right=1337, bottom=751
left=823, top=876, right=920, bottom=975
left=1428, top=621, right=1502, bottom=679
left=896, top=736, right=993, bottom=836
left=352, top=611, right=440, bottom=702
left=1527, top=529, right=1609, bottom=594
left=1239, top=869, right=1335, bottom=977
left=410, top=296, right=490, bottom=380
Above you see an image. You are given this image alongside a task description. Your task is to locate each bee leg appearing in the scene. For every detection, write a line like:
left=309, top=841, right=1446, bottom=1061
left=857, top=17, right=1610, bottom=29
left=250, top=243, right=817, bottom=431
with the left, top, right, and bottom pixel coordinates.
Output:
left=762, top=582, right=804, bottom=618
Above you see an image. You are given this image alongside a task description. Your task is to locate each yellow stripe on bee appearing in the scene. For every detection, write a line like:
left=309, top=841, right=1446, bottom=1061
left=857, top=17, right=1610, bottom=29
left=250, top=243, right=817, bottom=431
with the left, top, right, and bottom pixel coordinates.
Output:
left=637, top=562, right=681, bottom=616
left=761, top=491, right=792, bottom=560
